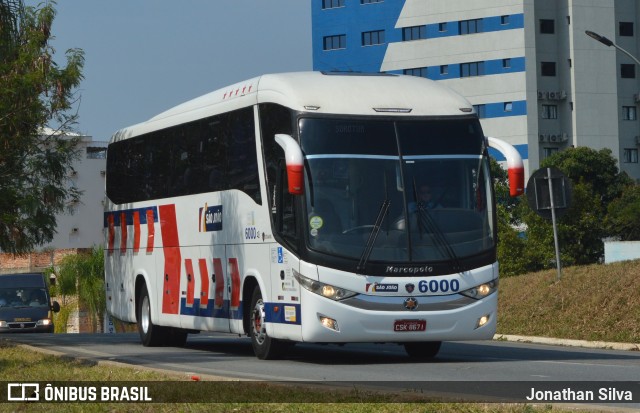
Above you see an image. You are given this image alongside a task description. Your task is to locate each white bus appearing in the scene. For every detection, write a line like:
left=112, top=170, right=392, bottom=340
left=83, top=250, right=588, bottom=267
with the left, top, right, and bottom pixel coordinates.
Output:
left=104, top=72, right=524, bottom=359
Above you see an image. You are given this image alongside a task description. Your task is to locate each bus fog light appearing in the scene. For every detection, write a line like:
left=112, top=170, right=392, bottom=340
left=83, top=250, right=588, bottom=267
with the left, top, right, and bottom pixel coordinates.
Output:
left=475, top=314, right=490, bottom=329
left=318, top=314, right=339, bottom=332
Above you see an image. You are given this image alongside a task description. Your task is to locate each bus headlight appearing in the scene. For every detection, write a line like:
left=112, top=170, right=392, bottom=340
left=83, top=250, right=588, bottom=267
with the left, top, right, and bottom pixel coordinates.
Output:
left=0, top=321, right=7, bottom=328
left=460, top=279, right=498, bottom=299
left=36, top=319, right=52, bottom=326
left=293, top=270, right=357, bottom=301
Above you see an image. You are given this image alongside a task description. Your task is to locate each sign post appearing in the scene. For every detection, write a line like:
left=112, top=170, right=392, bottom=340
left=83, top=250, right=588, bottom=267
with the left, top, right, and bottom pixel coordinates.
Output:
left=526, top=167, right=573, bottom=281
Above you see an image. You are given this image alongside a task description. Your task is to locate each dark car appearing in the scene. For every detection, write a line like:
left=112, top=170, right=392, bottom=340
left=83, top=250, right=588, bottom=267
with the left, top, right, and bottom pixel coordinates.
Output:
left=0, top=273, right=60, bottom=333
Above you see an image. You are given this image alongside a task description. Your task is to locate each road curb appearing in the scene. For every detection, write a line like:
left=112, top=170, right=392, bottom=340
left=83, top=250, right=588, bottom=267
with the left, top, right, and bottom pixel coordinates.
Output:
left=495, top=334, right=640, bottom=351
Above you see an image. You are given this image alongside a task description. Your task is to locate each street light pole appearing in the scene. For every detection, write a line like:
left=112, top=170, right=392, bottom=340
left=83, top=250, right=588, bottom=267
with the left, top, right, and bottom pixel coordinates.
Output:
left=585, top=30, right=640, bottom=66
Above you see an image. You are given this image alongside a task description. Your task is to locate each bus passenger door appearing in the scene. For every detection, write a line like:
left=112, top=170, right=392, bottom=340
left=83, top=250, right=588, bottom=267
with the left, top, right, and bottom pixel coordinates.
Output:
left=269, top=245, right=301, bottom=341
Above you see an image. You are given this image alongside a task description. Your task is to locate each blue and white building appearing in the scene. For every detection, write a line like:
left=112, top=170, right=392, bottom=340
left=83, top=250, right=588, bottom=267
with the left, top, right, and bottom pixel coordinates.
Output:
left=312, top=0, right=640, bottom=180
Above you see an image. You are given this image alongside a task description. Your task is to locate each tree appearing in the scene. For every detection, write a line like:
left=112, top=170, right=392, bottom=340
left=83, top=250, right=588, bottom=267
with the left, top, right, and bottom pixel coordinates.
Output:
left=513, top=147, right=632, bottom=272
left=53, top=246, right=105, bottom=333
left=0, top=0, right=84, bottom=253
left=606, top=184, right=640, bottom=241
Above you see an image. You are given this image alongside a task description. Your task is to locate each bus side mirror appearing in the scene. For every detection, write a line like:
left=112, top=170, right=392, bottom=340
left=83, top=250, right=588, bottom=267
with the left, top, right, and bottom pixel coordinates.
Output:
left=275, top=134, right=304, bottom=195
left=51, top=301, right=60, bottom=313
left=487, top=136, right=525, bottom=197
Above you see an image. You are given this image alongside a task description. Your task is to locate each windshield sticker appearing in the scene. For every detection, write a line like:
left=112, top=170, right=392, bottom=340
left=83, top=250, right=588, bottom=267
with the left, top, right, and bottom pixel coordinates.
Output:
left=309, top=216, right=324, bottom=230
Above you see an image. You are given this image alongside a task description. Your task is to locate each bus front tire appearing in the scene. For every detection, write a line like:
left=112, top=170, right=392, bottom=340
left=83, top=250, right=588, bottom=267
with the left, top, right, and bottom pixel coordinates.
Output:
left=249, top=286, right=284, bottom=360
left=403, top=341, right=442, bottom=359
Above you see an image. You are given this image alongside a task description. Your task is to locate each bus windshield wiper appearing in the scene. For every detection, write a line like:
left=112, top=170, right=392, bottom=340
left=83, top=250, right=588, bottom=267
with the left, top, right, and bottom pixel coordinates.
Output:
left=412, top=180, right=463, bottom=273
left=357, top=172, right=391, bottom=273
left=356, top=198, right=390, bottom=273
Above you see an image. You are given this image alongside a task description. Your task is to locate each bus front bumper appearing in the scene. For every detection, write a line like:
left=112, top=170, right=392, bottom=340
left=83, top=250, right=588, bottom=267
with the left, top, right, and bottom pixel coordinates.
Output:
left=299, top=288, right=497, bottom=343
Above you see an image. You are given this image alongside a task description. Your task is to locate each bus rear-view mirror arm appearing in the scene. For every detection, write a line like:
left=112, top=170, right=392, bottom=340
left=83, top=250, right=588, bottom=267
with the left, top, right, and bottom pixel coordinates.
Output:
left=486, top=136, right=525, bottom=197
left=275, top=134, right=304, bottom=195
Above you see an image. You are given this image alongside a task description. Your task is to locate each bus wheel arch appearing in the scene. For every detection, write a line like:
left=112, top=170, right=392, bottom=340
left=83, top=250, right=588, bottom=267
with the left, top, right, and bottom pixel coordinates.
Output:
left=242, top=276, right=259, bottom=336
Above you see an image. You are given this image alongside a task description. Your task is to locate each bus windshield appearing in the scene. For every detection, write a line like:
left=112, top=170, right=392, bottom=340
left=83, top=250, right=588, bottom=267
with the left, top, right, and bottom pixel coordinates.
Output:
left=299, top=117, right=494, bottom=265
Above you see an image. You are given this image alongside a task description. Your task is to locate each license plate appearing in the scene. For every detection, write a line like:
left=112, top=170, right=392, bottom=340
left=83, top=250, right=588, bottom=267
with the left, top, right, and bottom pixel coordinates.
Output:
left=394, top=319, right=426, bottom=332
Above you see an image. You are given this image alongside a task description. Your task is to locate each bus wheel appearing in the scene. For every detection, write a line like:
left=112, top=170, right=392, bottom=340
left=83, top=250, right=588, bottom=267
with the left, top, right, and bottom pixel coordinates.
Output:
left=404, top=341, right=442, bottom=359
left=249, top=286, right=283, bottom=360
left=137, top=283, right=165, bottom=347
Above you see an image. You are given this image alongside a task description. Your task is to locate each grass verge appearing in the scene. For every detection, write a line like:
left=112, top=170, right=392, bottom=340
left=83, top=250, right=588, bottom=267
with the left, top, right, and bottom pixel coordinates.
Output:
left=498, top=259, right=640, bottom=343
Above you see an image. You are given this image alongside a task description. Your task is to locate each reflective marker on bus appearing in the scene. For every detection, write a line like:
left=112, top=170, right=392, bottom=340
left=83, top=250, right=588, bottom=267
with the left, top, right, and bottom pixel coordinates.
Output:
left=104, top=72, right=523, bottom=359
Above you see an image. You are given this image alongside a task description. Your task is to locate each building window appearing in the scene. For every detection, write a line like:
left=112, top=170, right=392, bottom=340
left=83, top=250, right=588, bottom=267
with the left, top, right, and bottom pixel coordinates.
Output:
left=459, top=19, right=483, bottom=35
left=439, top=22, right=447, bottom=32
left=402, top=25, right=427, bottom=41
left=501, top=15, right=510, bottom=25
left=361, top=0, right=383, bottom=4
left=323, top=34, right=346, bottom=50
left=622, top=148, right=638, bottom=163
left=362, top=30, right=385, bottom=46
left=623, top=106, right=637, bottom=120
left=461, top=61, right=485, bottom=77
left=322, top=0, right=344, bottom=9
left=543, top=147, right=559, bottom=159
left=540, top=19, right=555, bottom=34
left=541, top=61, right=556, bottom=76
left=473, top=104, right=486, bottom=118
left=623, top=148, right=639, bottom=163
left=541, top=105, right=558, bottom=119
left=503, top=58, right=511, bottom=69
left=440, top=65, right=448, bottom=75
left=87, top=147, right=107, bottom=159
left=621, top=64, right=636, bottom=79
left=504, top=102, right=513, bottom=112
left=403, top=67, right=427, bottom=78
left=620, top=22, right=634, bottom=37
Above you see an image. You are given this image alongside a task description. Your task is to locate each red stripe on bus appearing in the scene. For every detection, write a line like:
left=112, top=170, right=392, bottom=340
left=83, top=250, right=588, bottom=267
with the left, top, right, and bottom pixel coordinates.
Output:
left=159, top=204, right=181, bottom=315
left=213, top=258, right=224, bottom=309
left=120, top=212, right=127, bottom=254
left=185, top=259, right=195, bottom=307
left=229, top=258, right=241, bottom=308
left=107, top=214, right=115, bottom=254
left=132, top=211, right=141, bottom=253
left=146, top=209, right=155, bottom=253
left=198, top=258, right=209, bottom=308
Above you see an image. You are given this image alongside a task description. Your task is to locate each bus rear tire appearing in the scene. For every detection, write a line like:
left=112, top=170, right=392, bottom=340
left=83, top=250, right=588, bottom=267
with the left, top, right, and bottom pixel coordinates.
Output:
left=404, top=341, right=442, bottom=359
left=249, top=286, right=284, bottom=360
left=137, top=283, right=165, bottom=347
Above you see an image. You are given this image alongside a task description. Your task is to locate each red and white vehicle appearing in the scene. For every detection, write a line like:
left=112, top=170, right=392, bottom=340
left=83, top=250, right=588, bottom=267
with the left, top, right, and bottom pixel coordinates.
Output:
left=104, top=72, right=523, bottom=359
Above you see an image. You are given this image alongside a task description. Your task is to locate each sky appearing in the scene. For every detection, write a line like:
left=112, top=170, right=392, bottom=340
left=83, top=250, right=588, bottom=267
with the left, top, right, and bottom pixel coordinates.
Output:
left=28, top=1, right=312, bottom=141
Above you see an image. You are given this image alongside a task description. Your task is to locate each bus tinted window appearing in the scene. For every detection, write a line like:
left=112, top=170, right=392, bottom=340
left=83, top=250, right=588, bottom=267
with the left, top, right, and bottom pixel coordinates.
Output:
left=396, top=119, right=484, bottom=155
left=106, top=107, right=261, bottom=204
left=299, top=118, right=397, bottom=156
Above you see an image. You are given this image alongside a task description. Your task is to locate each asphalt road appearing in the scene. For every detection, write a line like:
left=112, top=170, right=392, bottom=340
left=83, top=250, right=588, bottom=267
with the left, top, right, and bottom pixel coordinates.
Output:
left=5, top=332, right=640, bottom=407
